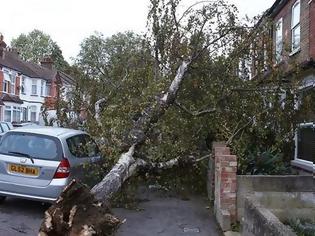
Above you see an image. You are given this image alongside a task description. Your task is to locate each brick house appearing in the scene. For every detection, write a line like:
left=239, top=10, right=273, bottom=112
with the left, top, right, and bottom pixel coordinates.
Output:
left=0, top=35, right=75, bottom=124
left=252, top=0, right=315, bottom=172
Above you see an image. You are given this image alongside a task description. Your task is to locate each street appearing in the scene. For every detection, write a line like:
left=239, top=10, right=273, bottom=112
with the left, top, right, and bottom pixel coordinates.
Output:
left=0, top=197, right=48, bottom=235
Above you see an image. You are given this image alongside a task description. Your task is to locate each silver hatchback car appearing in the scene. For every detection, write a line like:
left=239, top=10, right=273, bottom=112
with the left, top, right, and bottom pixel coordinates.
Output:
left=0, top=127, right=101, bottom=202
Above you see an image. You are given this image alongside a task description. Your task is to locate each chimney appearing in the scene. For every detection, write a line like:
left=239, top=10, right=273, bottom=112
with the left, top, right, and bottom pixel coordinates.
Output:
left=40, top=57, right=54, bottom=70
left=0, top=34, right=7, bottom=49
left=0, top=34, right=7, bottom=58
left=7, top=47, right=20, bottom=57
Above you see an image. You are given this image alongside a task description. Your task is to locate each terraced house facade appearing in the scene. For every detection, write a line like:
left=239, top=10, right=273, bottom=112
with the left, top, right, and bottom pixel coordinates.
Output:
left=0, top=35, right=75, bottom=124
left=254, top=0, right=315, bottom=172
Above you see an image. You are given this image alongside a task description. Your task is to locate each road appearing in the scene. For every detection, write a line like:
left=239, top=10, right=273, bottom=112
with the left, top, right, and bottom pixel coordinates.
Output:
left=0, top=197, right=48, bottom=235
left=0, top=189, right=223, bottom=236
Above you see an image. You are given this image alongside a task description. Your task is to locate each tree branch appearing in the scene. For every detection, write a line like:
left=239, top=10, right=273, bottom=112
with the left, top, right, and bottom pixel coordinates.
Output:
left=174, top=101, right=216, bottom=117
left=226, top=109, right=269, bottom=145
left=94, top=70, right=129, bottom=126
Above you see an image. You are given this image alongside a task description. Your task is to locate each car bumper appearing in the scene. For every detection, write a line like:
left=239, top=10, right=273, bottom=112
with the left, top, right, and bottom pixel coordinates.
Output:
left=0, top=178, right=69, bottom=202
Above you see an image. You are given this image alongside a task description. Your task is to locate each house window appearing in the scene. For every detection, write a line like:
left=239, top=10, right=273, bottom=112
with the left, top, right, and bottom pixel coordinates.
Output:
left=31, top=79, right=37, bottom=95
left=21, top=77, right=26, bottom=94
left=30, top=106, right=37, bottom=122
left=45, top=83, right=51, bottom=96
left=3, top=70, right=10, bottom=93
left=41, top=80, right=45, bottom=96
left=10, top=72, right=16, bottom=95
left=4, top=106, right=11, bottom=122
left=275, top=18, right=283, bottom=62
left=291, top=0, right=300, bottom=52
left=22, top=107, right=28, bottom=121
left=12, top=107, right=20, bottom=122
left=238, top=59, right=252, bottom=80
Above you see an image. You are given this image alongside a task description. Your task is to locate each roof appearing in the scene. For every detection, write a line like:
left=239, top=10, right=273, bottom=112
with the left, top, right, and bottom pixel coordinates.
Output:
left=9, top=127, right=86, bottom=138
left=0, top=49, right=75, bottom=85
left=1, top=93, right=23, bottom=104
left=266, top=0, right=290, bottom=18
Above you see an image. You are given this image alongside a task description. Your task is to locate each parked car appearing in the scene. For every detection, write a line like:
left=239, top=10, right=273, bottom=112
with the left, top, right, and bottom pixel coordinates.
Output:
left=0, top=122, right=13, bottom=138
left=0, top=127, right=101, bottom=202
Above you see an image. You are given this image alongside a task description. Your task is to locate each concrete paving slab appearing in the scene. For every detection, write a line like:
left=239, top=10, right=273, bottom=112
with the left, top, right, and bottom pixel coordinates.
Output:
left=113, top=188, right=223, bottom=236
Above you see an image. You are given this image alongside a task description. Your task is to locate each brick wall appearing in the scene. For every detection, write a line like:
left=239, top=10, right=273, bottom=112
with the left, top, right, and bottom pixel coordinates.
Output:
left=15, top=76, right=20, bottom=95
left=212, top=142, right=237, bottom=231
left=310, top=0, right=315, bottom=58
left=0, top=70, right=3, bottom=92
left=273, top=0, right=310, bottom=65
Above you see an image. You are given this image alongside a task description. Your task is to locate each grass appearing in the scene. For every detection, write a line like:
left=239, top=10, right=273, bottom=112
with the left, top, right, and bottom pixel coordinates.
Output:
left=285, top=219, right=315, bottom=236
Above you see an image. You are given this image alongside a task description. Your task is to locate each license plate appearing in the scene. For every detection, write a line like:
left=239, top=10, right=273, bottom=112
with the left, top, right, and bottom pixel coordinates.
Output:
left=8, top=164, right=39, bottom=176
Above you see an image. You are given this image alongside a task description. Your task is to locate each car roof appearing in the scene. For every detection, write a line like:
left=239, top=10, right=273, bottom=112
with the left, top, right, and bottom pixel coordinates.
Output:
left=8, top=127, right=86, bottom=138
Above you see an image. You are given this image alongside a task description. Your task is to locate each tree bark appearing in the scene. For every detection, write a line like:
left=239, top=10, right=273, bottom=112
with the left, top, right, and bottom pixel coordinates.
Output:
left=95, top=98, right=107, bottom=126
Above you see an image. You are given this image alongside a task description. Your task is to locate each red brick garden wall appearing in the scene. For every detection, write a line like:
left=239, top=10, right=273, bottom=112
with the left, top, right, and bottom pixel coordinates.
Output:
left=212, top=142, right=237, bottom=231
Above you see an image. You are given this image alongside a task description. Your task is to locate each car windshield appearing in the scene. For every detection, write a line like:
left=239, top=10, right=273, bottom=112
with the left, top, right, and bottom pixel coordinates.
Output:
left=0, top=132, right=62, bottom=161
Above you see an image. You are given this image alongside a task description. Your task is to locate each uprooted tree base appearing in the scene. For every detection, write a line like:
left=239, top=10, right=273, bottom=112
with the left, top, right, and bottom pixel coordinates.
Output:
left=39, top=180, right=121, bottom=236
left=39, top=154, right=209, bottom=236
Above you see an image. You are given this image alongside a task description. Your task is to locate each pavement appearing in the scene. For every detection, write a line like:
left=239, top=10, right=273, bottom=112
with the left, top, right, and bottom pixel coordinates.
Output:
left=0, top=187, right=223, bottom=236
left=113, top=187, right=223, bottom=236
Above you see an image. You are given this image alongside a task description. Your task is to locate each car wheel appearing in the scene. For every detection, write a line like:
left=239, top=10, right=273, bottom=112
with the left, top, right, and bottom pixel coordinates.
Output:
left=0, top=196, right=6, bottom=203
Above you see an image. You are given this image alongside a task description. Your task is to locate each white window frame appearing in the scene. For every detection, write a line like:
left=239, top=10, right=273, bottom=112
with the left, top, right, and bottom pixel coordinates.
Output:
left=4, top=106, right=11, bottom=122
left=3, top=69, right=10, bottom=93
left=12, top=106, right=20, bottom=122
left=31, top=79, right=38, bottom=95
left=40, top=80, right=45, bottom=96
left=45, top=83, right=51, bottom=96
left=21, top=76, right=26, bottom=94
left=275, top=18, right=283, bottom=63
left=293, top=123, right=315, bottom=172
left=29, top=106, right=37, bottom=122
left=10, top=72, right=16, bottom=95
left=291, top=0, right=301, bottom=53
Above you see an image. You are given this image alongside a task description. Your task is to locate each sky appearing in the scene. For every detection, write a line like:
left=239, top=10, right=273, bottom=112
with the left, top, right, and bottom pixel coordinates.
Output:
left=1, top=0, right=275, bottom=63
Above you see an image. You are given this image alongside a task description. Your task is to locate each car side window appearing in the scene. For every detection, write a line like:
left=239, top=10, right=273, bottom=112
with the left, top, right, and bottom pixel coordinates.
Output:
left=67, top=134, right=100, bottom=158
left=1, top=124, right=9, bottom=132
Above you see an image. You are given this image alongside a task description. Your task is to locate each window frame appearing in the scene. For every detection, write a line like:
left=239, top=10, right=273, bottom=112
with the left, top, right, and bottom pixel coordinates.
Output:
left=21, top=76, right=26, bottom=94
left=40, top=80, right=45, bottom=96
left=10, top=72, right=16, bottom=95
left=3, top=70, right=11, bottom=93
left=31, top=79, right=38, bottom=95
left=275, top=18, right=283, bottom=63
left=293, top=123, right=315, bottom=172
left=291, top=0, right=301, bottom=53
left=29, top=106, right=37, bottom=122
left=4, top=106, right=11, bottom=122
left=45, top=83, right=51, bottom=96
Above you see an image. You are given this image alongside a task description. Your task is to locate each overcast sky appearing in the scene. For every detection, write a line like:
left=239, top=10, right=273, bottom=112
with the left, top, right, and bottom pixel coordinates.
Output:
left=1, top=0, right=275, bottom=63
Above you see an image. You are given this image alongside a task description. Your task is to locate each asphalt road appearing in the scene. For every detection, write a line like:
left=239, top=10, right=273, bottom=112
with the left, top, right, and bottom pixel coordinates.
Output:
left=0, top=197, right=48, bottom=236
left=0, top=189, right=223, bottom=236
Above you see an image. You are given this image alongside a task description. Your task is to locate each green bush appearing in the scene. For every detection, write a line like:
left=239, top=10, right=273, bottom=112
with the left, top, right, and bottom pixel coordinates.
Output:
left=238, top=146, right=291, bottom=175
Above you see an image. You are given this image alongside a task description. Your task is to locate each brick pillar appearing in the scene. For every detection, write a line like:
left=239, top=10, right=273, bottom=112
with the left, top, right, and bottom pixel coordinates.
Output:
left=213, top=142, right=237, bottom=231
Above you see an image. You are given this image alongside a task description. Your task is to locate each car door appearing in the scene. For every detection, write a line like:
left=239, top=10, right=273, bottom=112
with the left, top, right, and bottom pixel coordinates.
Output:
left=65, top=134, right=101, bottom=181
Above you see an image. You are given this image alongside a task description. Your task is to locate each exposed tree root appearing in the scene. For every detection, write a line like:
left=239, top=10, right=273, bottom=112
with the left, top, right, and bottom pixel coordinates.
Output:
left=39, top=180, right=120, bottom=236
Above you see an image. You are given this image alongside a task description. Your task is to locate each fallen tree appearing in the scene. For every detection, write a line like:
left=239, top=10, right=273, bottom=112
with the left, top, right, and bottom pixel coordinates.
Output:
left=39, top=58, right=194, bottom=235
left=39, top=1, right=247, bottom=235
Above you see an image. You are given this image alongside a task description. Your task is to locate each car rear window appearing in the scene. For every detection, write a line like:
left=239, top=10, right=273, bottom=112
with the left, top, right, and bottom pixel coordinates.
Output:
left=0, top=132, right=62, bottom=161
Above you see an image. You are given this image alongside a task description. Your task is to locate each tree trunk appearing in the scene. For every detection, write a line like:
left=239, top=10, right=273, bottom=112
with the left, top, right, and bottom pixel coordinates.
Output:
left=39, top=60, right=191, bottom=235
